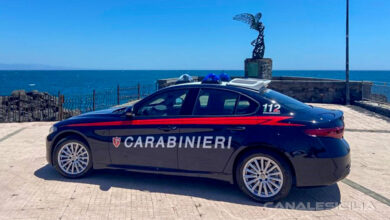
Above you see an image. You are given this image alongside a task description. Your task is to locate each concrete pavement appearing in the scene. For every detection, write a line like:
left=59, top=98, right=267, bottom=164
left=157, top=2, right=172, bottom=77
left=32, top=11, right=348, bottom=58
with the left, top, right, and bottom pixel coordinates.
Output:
left=0, top=104, right=389, bottom=219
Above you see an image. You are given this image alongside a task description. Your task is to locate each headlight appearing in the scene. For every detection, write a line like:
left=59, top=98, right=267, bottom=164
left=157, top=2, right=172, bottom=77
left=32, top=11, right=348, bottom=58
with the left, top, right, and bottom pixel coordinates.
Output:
left=49, top=126, right=57, bottom=134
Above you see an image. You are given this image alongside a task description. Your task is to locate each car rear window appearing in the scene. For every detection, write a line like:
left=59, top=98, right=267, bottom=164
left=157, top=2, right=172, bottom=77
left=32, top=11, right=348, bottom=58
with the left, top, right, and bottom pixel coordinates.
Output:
left=261, top=89, right=310, bottom=112
left=236, top=95, right=258, bottom=115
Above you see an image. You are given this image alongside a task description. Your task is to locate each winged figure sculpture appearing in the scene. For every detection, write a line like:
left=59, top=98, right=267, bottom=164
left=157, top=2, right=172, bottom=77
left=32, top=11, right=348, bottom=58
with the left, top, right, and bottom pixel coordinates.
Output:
left=234, top=13, right=265, bottom=59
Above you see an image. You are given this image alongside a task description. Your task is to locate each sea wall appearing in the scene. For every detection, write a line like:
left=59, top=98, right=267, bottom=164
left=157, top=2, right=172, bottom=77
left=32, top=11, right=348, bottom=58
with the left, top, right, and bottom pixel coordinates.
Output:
left=157, top=76, right=372, bottom=104
left=268, top=77, right=371, bottom=104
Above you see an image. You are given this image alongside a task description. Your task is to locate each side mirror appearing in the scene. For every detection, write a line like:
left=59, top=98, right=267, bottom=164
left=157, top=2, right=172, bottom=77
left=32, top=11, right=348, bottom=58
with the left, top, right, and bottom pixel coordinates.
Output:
left=125, top=106, right=135, bottom=118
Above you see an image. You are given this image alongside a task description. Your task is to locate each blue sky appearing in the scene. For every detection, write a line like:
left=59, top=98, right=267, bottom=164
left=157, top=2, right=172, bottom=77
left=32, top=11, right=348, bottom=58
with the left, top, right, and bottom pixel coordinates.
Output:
left=0, top=0, right=389, bottom=70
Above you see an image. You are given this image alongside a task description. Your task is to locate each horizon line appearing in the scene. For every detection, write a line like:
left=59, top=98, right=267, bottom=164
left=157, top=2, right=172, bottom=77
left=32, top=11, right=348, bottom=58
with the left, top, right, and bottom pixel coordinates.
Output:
left=0, top=69, right=389, bottom=71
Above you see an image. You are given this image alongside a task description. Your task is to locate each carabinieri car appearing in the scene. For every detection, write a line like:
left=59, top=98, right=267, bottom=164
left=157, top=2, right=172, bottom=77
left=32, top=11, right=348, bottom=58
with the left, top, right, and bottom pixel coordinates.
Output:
left=46, top=76, right=350, bottom=202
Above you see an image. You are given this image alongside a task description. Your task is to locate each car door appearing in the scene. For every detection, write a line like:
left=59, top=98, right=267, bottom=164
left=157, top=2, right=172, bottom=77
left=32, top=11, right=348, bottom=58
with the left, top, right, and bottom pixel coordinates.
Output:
left=178, top=88, right=259, bottom=172
left=109, top=88, right=189, bottom=169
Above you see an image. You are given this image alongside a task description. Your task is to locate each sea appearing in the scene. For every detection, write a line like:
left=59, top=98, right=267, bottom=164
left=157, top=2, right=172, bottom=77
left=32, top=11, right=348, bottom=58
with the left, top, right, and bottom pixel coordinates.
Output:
left=0, top=70, right=389, bottom=96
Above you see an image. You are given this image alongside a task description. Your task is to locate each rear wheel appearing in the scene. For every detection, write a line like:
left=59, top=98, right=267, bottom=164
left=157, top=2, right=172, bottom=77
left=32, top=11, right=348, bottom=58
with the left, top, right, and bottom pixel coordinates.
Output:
left=53, top=137, right=92, bottom=178
left=236, top=150, right=292, bottom=202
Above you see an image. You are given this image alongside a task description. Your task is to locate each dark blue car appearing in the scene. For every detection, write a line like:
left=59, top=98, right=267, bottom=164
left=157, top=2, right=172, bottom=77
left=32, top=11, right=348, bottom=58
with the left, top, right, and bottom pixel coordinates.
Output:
left=46, top=78, right=350, bottom=202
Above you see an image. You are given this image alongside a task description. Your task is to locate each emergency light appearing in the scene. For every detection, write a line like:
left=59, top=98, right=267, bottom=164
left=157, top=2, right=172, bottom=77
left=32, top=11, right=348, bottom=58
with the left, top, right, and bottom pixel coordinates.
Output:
left=202, top=73, right=221, bottom=84
left=219, top=73, right=231, bottom=82
left=176, top=74, right=194, bottom=84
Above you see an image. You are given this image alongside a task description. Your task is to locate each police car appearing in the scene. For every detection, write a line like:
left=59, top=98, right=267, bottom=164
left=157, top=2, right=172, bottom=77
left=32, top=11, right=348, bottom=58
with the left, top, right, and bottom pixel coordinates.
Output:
left=46, top=74, right=350, bottom=202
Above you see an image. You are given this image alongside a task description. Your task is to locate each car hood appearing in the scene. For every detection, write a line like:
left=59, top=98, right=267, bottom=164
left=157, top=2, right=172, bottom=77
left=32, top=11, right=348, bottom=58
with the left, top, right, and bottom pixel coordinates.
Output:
left=75, top=107, right=126, bottom=117
left=54, top=106, right=129, bottom=127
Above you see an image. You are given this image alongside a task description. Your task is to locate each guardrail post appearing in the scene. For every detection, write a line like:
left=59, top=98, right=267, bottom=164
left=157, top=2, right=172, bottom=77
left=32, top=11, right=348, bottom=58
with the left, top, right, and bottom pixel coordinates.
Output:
left=59, top=95, right=64, bottom=121
left=137, top=83, right=140, bottom=99
left=57, top=91, right=61, bottom=121
left=117, top=84, right=120, bottom=105
left=18, top=93, right=21, bottom=122
left=57, top=91, right=60, bottom=119
left=93, top=90, right=96, bottom=111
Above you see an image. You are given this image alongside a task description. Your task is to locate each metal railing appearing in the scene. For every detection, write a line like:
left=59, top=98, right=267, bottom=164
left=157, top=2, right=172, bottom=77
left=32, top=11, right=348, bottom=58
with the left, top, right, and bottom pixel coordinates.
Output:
left=0, top=83, right=156, bottom=122
left=59, top=83, right=155, bottom=120
left=362, top=81, right=390, bottom=105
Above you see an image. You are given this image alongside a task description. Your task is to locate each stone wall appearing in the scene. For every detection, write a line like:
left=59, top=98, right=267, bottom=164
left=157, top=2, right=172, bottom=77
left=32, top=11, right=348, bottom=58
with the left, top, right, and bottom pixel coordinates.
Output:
left=268, top=77, right=371, bottom=104
left=157, top=76, right=371, bottom=104
left=0, top=90, right=76, bottom=122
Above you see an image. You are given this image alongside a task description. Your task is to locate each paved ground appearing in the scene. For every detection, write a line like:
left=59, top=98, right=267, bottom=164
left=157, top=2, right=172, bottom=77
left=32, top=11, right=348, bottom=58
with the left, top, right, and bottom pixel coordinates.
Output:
left=0, top=104, right=389, bottom=219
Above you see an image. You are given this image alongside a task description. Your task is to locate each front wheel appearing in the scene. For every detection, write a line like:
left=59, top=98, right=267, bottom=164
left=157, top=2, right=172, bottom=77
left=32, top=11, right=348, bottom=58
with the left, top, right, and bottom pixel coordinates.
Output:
left=53, top=137, right=92, bottom=178
left=236, top=150, right=292, bottom=202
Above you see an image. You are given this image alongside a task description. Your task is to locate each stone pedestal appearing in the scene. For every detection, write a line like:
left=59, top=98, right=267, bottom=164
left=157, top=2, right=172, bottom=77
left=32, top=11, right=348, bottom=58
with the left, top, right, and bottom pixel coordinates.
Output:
left=244, top=58, right=272, bottom=79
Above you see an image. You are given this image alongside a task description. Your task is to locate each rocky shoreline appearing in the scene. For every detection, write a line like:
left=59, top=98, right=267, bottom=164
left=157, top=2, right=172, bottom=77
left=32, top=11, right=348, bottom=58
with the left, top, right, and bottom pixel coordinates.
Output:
left=0, top=90, right=78, bottom=122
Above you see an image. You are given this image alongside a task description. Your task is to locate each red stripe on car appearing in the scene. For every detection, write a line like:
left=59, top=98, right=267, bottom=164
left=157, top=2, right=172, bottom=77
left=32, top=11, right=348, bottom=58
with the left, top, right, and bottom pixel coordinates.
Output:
left=65, top=116, right=304, bottom=127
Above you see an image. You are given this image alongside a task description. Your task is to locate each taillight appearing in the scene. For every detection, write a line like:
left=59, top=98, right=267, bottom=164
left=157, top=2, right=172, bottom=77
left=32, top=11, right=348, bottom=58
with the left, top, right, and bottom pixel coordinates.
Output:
left=304, top=126, right=344, bottom=139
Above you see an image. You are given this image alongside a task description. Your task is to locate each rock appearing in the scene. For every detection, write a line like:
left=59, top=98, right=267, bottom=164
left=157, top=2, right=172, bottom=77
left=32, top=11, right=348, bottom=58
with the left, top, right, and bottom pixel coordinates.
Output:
left=0, top=90, right=80, bottom=122
left=11, top=90, right=26, bottom=97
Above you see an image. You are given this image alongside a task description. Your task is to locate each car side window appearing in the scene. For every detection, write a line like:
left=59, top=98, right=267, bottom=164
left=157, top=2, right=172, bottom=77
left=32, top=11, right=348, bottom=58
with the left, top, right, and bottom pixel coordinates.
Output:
left=193, top=89, right=239, bottom=115
left=236, top=95, right=258, bottom=115
left=136, top=89, right=188, bottom=116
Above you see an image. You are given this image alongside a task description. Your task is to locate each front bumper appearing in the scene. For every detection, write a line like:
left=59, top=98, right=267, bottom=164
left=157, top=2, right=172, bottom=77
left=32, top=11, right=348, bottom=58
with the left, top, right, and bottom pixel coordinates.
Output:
left=46, top=134, right=54, bottom=165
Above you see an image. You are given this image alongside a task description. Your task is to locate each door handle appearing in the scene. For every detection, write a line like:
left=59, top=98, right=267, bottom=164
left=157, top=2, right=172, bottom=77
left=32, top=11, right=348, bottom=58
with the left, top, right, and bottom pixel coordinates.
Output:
left=158, top=126, right=177, bottom=131
left=227, top=126, right=246, bottom=131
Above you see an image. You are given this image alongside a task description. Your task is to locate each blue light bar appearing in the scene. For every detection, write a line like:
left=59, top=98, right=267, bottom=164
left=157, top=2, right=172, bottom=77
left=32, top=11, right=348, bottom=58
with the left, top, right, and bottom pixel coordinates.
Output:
left=202, top=73, right=221, bottom=84
left=219, top=73, right=231, bottom=82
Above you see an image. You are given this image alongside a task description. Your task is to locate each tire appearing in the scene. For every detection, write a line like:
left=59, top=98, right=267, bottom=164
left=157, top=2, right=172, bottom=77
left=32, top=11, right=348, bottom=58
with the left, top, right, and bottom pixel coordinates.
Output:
left=235, top=149, right=292, bottom=202
left=53, top=136, right=93, bottom=178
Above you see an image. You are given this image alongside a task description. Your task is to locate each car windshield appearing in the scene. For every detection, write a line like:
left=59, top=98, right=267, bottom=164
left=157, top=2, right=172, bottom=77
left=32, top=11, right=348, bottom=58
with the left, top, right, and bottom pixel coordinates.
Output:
left=261, top=89, right=311, bottom=111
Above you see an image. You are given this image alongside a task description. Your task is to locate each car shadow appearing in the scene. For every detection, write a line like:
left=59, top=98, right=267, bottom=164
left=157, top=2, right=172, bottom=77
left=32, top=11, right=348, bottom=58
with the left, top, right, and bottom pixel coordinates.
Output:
left=34, top=165, right=341, bottom=211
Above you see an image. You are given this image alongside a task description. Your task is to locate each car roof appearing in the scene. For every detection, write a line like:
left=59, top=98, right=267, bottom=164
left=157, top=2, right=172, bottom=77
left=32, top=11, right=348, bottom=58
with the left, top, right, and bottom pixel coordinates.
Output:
left=165, top=79, right=270, bottom=94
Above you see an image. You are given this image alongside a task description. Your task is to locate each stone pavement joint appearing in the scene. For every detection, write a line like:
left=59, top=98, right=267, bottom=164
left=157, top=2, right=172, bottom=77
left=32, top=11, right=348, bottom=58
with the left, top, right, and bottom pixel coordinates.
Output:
left=0, top=127, right=26, bottom=143
left=342, top=179, right=390, bottom=207
left=345, top=128, right=390, bottom=133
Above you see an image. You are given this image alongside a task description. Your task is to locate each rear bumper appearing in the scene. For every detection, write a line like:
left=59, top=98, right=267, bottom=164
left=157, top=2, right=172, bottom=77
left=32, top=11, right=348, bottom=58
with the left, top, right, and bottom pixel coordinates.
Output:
left=291, top=140, right=351, bottom=187
left=293, top=153, right=350, bottom=187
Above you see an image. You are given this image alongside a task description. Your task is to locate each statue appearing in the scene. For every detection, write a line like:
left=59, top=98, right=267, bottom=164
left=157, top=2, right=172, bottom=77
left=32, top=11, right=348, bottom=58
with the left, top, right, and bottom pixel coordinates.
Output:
left=233, top=13, right=265, bottom=59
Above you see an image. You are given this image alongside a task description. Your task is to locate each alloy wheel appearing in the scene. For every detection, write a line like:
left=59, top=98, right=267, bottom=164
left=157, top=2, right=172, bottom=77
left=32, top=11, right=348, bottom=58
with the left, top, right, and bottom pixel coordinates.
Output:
left=57, top=142, right=90, bottom=175
left=242, top=156, right=284, bottom=198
